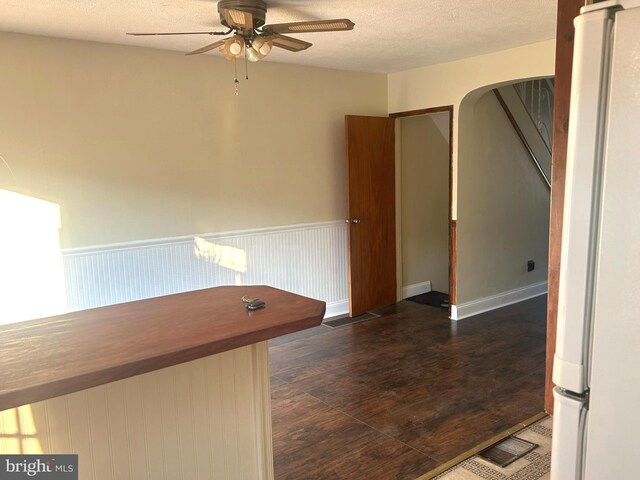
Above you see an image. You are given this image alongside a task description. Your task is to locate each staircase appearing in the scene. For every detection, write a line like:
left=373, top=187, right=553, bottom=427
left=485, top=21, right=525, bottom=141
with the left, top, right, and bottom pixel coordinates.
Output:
left=494, top=79, right=554, bottom=189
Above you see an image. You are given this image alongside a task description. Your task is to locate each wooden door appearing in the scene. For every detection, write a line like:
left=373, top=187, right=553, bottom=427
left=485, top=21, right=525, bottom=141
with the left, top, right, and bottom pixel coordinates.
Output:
left=345, top=115, right=396, bottom=317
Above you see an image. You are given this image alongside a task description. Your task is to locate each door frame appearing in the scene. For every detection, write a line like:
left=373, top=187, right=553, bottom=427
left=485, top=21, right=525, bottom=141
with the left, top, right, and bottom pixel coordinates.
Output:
left=543, top=0, right=583, bottom=415
left=389, top=105, right=456, bottom=313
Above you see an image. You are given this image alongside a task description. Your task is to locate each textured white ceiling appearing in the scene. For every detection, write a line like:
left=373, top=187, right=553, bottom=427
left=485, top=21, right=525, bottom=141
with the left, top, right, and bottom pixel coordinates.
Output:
left=0, top=0, right=556, bottom=73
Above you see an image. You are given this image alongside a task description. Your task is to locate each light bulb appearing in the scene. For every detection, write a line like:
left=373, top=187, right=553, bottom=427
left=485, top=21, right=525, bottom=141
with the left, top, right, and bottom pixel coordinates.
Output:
left=259, top=40, right=272, bottom=56
left=229, top=42, right=242, bottom=55
left=225, top=35, right=245, bottom=57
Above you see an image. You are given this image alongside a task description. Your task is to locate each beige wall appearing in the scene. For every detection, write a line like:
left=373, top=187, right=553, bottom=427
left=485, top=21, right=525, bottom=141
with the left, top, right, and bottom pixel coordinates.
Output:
left=388, top=39, right=555, bottom=218
left=388, top=40, right=554, bottom=305
left=0, top=32, right=554, bottom=305
left=400, top=115, right=449, bottom=292
left=456, top=91, right=550, bottom=303
left=0, top=32, right=387, bottom=249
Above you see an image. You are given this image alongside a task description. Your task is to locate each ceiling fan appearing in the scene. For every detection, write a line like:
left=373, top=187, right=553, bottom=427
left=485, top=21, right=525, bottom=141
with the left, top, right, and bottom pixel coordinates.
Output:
left=127, top=0, right=355, bottom=61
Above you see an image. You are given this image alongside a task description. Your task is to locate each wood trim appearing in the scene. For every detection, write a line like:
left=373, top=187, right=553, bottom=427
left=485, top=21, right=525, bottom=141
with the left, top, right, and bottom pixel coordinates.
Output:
left=391, top=105, right=456, bottom=308
left=545, top=0, right=584, bottom=415
left=389, top=105, right=453, bottom=118
left=448, top=107, right=455, bottom=308
left=0, top=286, right=325, bottom=411
left=449, top=220, right=457, bottom=307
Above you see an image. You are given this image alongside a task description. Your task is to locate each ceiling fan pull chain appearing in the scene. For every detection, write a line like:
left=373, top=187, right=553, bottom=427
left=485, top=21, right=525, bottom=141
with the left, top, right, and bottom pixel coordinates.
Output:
left=234, top=57, right=239, bottom=96
left=245, top=48, right=249, bottom=80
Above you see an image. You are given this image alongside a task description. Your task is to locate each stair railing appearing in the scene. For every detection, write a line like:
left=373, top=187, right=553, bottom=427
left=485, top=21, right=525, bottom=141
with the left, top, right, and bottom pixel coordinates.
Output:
left=493, top=88, right=551, bottom=189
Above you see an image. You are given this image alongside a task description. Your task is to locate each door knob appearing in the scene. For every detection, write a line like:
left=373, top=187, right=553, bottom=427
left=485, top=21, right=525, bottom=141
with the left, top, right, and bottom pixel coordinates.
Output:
left=352, top=219, right=361, bottom=224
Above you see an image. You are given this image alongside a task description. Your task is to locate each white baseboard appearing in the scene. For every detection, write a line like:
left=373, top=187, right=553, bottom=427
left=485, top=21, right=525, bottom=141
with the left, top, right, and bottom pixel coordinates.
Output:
left=402, top=281, right=432, bottom=299
left=450, top=281, right=548, bottom=321
left=324, top=300, right=349, bottom=319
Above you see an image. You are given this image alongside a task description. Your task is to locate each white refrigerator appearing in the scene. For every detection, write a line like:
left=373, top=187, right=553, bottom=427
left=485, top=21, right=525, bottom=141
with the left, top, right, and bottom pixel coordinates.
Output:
left=551, top=0, right=640, bottom=478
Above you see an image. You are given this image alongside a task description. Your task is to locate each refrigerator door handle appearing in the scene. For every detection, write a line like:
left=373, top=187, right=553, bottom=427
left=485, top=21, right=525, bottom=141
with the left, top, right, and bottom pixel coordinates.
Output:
left=551, top=387, right=589, bottom=480
left=553, top=7, right=614, bottom=394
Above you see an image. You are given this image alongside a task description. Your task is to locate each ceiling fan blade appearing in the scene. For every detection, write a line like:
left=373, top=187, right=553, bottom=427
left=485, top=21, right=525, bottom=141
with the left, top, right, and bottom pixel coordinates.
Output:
left=270, top=33, right=312, bottom=52
left=127, top=31, right=227, bottom=36
left=220, top=7, right=253, bottom=30
left=262, top=19, right=355, bottom=34
left=186, top=39, right=227, bottom=56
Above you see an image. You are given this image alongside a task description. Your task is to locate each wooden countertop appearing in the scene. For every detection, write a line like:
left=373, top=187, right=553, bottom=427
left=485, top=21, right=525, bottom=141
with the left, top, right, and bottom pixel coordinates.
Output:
left=0, top=286, right=325, bottom=411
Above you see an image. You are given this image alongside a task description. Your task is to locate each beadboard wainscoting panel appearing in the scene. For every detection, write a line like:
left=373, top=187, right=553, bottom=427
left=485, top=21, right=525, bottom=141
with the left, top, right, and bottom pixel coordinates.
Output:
left=62, top=221, right=348, bottom=317
left=0, top=343, right=274, bottom=480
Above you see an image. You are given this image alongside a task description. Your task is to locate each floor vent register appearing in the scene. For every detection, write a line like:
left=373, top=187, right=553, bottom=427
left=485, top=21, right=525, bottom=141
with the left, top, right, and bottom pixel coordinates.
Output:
left=478, top=436, right=538, bottom=468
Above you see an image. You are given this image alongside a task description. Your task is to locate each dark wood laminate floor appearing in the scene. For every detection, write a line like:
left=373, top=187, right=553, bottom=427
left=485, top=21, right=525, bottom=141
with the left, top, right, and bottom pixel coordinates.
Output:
left=269, top=296, right=546, bottom=480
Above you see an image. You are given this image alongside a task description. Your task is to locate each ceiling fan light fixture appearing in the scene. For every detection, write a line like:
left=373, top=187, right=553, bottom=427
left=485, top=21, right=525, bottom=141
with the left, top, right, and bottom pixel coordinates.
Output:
left=252, top=35, right=273, bottom=56
left=218, top=45, right=235, bottom=61
left=224, top=34, right=245, bottom=56
left=246, top=47, right=264, bottom=62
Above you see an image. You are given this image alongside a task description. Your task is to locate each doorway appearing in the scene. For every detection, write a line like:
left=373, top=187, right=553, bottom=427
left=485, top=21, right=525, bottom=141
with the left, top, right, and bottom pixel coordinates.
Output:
left=343, top=108, right=455, bottom=318
left=391, top=107, right=455, bottom=313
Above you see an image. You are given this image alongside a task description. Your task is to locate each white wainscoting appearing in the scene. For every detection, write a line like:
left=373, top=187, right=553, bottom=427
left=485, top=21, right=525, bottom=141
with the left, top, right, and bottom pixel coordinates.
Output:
left=450, top=281, right=548, bottom=320
left=62, top=221, right=349, bottom=318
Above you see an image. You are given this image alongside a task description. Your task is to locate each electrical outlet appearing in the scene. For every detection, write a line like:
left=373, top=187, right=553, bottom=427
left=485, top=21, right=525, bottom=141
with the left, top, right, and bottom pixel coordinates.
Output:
left=527, top=260, right=535, bottom=272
